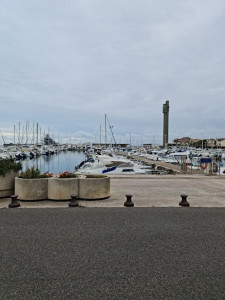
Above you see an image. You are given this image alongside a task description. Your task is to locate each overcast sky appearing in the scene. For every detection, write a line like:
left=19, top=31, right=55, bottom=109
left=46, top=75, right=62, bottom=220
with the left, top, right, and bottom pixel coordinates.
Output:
left=1, top=0, right=225, bottom=145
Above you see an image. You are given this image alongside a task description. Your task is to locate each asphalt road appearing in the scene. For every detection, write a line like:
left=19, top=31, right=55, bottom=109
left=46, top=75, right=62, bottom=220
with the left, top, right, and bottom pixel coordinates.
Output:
left=0, top=208, right=224, bottom=300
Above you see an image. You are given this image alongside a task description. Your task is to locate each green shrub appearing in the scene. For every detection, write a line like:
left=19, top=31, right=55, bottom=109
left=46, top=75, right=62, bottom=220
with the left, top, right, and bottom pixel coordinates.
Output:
left=19, top=167, right=50, bottom=179
left=0, top=158, right=22, bottom=177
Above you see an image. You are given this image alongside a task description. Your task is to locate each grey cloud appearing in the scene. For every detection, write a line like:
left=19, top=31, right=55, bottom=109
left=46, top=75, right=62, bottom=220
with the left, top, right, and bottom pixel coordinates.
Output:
left=1, top=0, right=225, bottom=145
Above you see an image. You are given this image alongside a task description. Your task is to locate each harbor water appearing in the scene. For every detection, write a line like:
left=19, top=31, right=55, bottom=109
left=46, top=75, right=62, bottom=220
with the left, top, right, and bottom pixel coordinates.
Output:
left=21, top=151, right=86, bottom=174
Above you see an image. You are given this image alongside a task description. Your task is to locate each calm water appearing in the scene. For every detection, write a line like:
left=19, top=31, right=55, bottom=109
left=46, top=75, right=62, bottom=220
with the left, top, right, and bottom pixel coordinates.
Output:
left=22, top=151, right=86, bottom=174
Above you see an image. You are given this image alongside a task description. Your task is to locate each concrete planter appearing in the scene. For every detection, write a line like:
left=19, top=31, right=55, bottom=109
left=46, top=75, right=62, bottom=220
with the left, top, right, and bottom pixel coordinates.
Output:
left=15, top=177, right=48, bottom=201
left=79, top=176, right=110, bottom=200
left=0, top=171, right=18, bottom=198
left=48, top=178, right=79, bottom=200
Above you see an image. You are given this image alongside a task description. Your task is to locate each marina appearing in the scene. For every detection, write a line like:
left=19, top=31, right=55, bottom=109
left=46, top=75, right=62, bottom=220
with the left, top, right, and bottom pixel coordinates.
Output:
left=1, top=140, right=225, bottom=206
left=1, top=107, right=225, bottom=176
left=1, top=142, right=225, bottom=175
left=74, top=146, right=225, bottom=176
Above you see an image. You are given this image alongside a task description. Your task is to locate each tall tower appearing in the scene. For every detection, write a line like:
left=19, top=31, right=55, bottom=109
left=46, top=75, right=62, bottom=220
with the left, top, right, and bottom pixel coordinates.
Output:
left=163, top=100, right=170, bottom=148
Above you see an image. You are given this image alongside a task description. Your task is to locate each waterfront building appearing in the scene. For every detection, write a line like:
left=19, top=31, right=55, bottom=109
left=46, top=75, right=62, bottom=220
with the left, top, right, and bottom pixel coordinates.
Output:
left=173, top=137, right=225, bottom=149
left=216, top=138, right=225, bottom=148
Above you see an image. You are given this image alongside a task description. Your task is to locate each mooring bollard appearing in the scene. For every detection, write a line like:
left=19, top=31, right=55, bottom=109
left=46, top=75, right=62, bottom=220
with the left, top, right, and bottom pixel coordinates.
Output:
left=179, top=194, right=190, bottom=207
left=124, top=194, right=134, bottom=207
left=69, top=194, right=79, bottom=207
left=8, top=195, right=20, bottom=208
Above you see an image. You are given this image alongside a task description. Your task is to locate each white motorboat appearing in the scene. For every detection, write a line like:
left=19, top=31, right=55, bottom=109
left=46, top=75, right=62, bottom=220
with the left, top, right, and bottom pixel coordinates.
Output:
left=75, top=157, right=151, bottom=175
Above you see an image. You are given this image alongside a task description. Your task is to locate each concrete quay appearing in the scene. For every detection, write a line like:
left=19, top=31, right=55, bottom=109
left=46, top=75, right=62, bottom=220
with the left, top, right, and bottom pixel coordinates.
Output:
left=123, top=153, right=204, bottom=174
left=131, top=155, right=203, bottom=174
left=1, top=174, right=225, bottom=208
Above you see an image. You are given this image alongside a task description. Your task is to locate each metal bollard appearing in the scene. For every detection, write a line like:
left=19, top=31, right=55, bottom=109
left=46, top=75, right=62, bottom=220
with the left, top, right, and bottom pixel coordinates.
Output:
left=69, top=194, right=79, bottom=207
left=124, top=194, right=134, bottom=207
left=179, top=194, right=190, bottom=207
left=8, top=195, right=20, bottom=208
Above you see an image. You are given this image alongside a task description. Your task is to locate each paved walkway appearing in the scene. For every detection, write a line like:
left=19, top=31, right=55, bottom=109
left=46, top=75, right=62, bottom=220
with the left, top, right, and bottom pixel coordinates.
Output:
left=1, top=174, right=225, bottom=208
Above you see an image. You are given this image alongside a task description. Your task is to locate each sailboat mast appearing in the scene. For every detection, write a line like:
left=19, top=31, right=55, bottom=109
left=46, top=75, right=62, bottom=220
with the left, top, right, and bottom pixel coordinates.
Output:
left=40, top=127, right=42, bottom=144
left=105, top=114, right=107, bottom=148
left=33, top=121, right=35, bottom=145
left=18, top=122, right=20, bottom=145
left=36, top=123, right=39, bottom=145
left=14, top=125, right=15, bottom=145
left=25, top=121, right=27, bottom=145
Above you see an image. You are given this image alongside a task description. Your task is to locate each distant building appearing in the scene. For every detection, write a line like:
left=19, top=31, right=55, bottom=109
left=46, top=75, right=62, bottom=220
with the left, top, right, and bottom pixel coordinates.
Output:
left=216, top=138, right=225, bottom=148
left=173, top=137, right=225, bottom=148
left=143, top=144, right=152, bottom=150
left=173, top=137, right=191, bottom=146
left=173, top=138, right=181, bottom=146
left=206, top=139, right=216, bottom=148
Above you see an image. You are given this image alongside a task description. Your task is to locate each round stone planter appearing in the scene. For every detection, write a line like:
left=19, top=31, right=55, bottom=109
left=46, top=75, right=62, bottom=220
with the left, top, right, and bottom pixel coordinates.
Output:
left=79, top=176, right=110, bottom=200
left=48, top=178, right=79, bottom=200
left=15, top=177, right=48, bottom=201
left=0, top=171, right=19, bottom=198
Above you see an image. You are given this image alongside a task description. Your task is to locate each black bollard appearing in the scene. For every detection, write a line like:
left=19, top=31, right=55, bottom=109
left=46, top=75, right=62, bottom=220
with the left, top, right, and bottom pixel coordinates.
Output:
left=69, top=194, right=79, bottom=207
left=8, top=195, right=20, bottom=208
left=124, top=194, right=134, bottom=207
left=179, top=194, right=190, bottom=207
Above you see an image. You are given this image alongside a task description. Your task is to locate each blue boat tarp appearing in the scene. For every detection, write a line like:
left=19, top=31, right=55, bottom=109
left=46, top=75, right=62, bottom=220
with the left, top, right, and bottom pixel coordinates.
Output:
left=200, top=158, right=211, bottom=163
left=102, top=166, right=117, bottom=173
